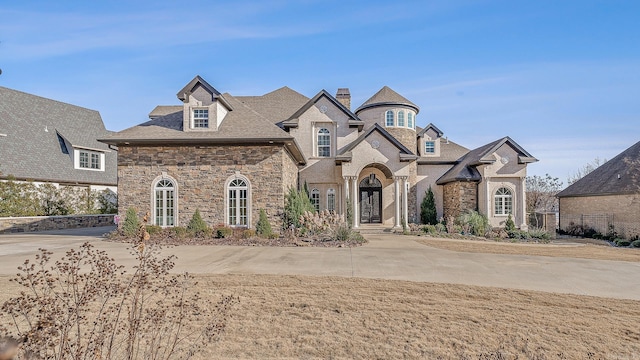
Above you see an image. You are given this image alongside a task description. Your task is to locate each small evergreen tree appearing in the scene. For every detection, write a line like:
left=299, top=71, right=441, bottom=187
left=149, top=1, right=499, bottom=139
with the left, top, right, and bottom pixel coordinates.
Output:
left=122, top=208, right=140, bottom=237
left=420, top=186, right=437, bottom=225
left=283, top=187, right=314, bottom=229
left=256, top=209, right=273, bottom=237
left=346, top=197, right=353, bottom=228
left=187, top=209, right=209, bottom=235
left=505, top=214, right=516, bottom=232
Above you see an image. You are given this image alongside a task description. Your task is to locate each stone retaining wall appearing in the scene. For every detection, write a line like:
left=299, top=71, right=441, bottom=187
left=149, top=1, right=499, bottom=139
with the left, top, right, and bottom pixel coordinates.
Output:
left=0, top=214, right=115, bottom=234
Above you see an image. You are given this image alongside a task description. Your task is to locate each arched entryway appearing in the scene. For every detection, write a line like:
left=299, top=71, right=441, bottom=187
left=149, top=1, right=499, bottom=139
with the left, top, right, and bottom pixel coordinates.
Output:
left=359, top=174, right=382, bottom=223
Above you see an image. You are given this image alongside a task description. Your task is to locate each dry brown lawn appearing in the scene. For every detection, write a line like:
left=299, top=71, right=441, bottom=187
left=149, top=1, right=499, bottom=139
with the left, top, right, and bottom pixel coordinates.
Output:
left=415, top=236, right=640, bottom=262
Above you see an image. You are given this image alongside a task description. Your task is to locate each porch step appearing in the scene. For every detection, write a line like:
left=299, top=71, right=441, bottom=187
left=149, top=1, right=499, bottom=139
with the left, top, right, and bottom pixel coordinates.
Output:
left=355, top=224, right=396, bottom=234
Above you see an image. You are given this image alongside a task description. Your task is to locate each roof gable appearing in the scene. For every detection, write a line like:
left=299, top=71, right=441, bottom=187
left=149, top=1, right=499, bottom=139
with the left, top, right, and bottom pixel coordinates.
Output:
left=176, top=75, right=221, bottom=101
left=417, top=123, right=444, bottom=138
left=557, top=141, right=640, bottom=197
left=355, top=86, right=419, bottom=113
left=281, top=90, right=363, bottom=128
left=339, top=123, right=415, bottom=156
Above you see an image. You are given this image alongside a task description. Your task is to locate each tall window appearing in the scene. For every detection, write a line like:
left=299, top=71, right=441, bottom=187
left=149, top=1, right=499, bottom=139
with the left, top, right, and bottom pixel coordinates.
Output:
left=79, top=150, right=101, bottom=170
left=193, top=109, right=209, bottom=128
left=385, top=110, right=394, bottom=127
left=425, top=141, right=435, bottom=154
left=228, top=177, right=249, bottom=226
left=317, top=128, right=330, bottom=157
left=327, top=189, right=336, bottom=213
left=407, top=112, right=414, bottom=128
left=494, top=187, right=513, bottom=215
left=397, top=111, right=405, bottom=127
left=154, top=179, right=175, bottom=227
left=311, top=189, right=320, bottom=212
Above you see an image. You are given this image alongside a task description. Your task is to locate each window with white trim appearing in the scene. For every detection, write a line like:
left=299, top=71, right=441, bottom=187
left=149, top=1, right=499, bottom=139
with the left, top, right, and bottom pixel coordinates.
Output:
left=192, top=108, right=209, bottom=128
left=327, top=188, right=336, bottom=213
left=154, top=179, right=176, bottom=227
left=311, top=189, right=320, bottom=212
left=407, top=112, right=414, bottom=128
left=397, top=110, right=405, bottom=127
left=494, top=187, right=513, bottom=215
left=317, top=128, right=330, bottom=157
left=425, top=141, right=435, bottom=154
left=228, top=177, right=249, bottom=226
left=385, top=110, right=394, bottom=127
left=76, top=149, right=103, bottom=171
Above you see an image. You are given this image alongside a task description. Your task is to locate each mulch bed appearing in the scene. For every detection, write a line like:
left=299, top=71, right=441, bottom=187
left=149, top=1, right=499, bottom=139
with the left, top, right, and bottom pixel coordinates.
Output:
left=104, top=232, right=366, bottom=248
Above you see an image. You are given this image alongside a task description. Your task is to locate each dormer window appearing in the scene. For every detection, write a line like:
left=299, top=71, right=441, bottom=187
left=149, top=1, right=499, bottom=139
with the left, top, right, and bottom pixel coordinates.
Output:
left=192, top=109, right=209, bottom=128
left=74, top=148, right=104, bottom=171
left=425, top=141, right=435, bottom=154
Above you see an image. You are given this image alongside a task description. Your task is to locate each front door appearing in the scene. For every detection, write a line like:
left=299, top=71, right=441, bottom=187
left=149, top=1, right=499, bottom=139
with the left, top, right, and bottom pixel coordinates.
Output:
left=359, top=175, right=382, bottom=224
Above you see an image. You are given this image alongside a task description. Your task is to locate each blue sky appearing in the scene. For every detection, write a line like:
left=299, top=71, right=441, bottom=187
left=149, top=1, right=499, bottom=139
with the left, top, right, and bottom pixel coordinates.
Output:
left=1, top=0, right=639, bottom=183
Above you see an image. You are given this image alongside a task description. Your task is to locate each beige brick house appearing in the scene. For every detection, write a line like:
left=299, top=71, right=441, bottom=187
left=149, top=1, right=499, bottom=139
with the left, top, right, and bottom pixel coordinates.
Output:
left=101, top=76, right=537, bottom=230
left=557, top=141, right=640, bottom=239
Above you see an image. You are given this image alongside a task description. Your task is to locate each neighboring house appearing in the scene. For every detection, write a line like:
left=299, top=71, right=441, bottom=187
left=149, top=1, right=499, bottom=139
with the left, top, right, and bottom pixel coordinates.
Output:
left=101, top=76, right=536, bottom=229
left=557, top=141, right=640, bottom=239
left=0, top=86, right=117, bottom=192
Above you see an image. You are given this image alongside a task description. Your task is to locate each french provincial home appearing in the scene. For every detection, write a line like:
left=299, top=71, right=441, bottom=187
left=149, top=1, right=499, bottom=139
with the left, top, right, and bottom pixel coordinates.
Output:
left=101, top=76, right=536, bottom=230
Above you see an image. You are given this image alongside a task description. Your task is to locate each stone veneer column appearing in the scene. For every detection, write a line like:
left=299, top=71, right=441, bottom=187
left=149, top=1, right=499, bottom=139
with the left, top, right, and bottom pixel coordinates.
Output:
left=402, top=176, right=409, bottom=229
left=343, top=176, right=349, bottom=218
left=394, top=176, right=401, bottom=228
left=351, top=176, right=359, bottom=228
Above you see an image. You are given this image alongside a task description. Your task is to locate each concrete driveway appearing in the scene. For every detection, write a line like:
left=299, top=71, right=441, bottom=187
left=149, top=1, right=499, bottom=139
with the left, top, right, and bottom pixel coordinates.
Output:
left=0, top=227, right=638, bottom=300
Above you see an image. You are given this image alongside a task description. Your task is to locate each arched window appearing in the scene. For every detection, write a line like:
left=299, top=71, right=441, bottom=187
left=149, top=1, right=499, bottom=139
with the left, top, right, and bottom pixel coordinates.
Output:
left=494, top=187, right=513, bottom=215
left=327, top=188, right=336, bottom=213
left=407, top=112, right=414, bottom=128
left=317, top=128, right=330, bottom=157
left=385, top=110, right=394, bottom=127
left=227, top=176, right=250, bottom=226
left=397, top=110, right=405, bottom=127
left=311, top=189, right=320, bottom=212
left=154, top=178, right=176, bottom=227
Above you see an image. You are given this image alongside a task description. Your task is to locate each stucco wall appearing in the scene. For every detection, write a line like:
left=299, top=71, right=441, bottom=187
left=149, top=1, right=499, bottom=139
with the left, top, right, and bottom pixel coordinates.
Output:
left=0, top=214, right=115, bottom=234
left=416, top=164, right=452, bottom=220
left=559, top=194, right=640, bottom=239
left=117, top=144, right=294, bottom=229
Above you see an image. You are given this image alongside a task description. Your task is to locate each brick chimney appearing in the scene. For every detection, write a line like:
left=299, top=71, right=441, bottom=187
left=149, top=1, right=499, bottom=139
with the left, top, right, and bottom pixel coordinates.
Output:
left=336, top=88, right=351, bottom=110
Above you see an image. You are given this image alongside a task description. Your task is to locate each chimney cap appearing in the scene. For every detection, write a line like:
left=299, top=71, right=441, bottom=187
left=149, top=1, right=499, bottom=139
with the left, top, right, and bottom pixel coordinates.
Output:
left=336, top=88, right=350, bottom=97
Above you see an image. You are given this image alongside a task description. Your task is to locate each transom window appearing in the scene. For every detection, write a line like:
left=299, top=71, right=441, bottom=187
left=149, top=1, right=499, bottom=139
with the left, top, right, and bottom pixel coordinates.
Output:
left=425, top=141, right=435, bottom=154
left=79, top=151, right=101, bottom=170
left=327, top=189, right=336, bottom=213
left=311, top=189, right=320, bottom=212
left=385, top=110, right=394, bottom=127
left=228, top=178, right=249, bottom=226
left=317, top=128, right=330, bottom=157
left=397, top=111, right=405, bottom=127
left=154, top=179, right=175, bottom=227
left=494, top=187, right=513, bottom=215
left=407, top=112, right=414, bottom=128
left=193, top=109, right=209, bottom=128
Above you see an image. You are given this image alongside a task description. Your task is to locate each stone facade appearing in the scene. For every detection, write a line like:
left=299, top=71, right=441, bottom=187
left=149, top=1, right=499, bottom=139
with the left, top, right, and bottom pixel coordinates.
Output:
left=559, top=194, right=640, bottom=239
left=0, top=214, right=115, bottom=234
left=117, top=144, right=296, bottom=229
left=442, top=181, right=478, bottom=220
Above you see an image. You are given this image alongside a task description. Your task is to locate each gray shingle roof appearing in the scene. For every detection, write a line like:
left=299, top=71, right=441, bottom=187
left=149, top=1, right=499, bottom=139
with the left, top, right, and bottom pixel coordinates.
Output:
left=0, top=86, right=116, bottom=186
left=557, top=140, right=640, bottom=197
left=355, top=86, right=419, bottom=114
left=418, top=139, right=469, bottom=164
left=280, top=89, right=364, bottom=128
left=149, top=105, right=182, bottom=119
left=436, top=137, right=537, bottom=185
left=237, top=86, right=309, bottom=124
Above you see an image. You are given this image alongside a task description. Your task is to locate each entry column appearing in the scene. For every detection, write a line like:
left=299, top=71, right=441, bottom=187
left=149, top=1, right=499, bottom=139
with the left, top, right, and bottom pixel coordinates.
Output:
left=342, top=176, right=350, bottom=219
left=401, top=176, right=409, bottom=229
left=351, top=176, right=359, bottom=228
left=393, top=176, right=401, bottom=228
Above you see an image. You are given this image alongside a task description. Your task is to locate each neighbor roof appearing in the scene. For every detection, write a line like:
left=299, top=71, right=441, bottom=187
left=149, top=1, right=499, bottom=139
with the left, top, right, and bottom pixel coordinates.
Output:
left=437, top=137, right=537, bottom=185
left=0, top=86, right=116, bottom=185
left=355, top=86, right=419, bottom=114
left=557, top=140, right=640, bottom=197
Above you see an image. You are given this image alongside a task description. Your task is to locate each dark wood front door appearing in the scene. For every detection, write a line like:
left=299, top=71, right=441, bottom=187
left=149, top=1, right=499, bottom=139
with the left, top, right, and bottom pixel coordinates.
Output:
left=359, top=175, right=382, bottom=224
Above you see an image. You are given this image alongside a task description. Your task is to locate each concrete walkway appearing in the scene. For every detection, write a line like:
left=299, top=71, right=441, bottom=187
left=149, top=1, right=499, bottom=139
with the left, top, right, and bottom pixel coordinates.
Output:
left=0, top=227, right=638, bottom=300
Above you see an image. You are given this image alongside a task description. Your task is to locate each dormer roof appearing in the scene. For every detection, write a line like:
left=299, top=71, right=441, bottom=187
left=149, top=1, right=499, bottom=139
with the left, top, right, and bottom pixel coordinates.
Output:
left=177, top=75, right=220, bottom=101
left=417, top=123, right=444, bottom=138
left=355, top=86, right=419, bottom=114
left=280, top=90, right=364, bottom=130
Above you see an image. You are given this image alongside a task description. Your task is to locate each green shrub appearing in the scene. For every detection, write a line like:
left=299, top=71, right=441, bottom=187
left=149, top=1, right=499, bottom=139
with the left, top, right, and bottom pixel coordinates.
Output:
left=145, top=225, right=162, bottom=235
left=170, top=226, right=189, bottom=239
left=423, top=224, right=438, bottom=235
left=267, top=232, right=280, bottom=239
left=435, top=223, right=447, bottom=233
left=122, top=208, right=140, bottom=237
left=333, top=224, right=352, bottom=241
left=631, top=240, right=640, bottom=248
left=187, top=209, right=209, bottom=236
left=255, top=209, right=273, bottom=238
left=457, top=210, right=489, bottom=237
left=283, top=187, right=314, bottom=229
left=504, top=214, right=516, bottom=232
left=242, top=229, right=256, bottom=239
left=215, top=226, right=233, bottom=239
left=527, top=227, right=551, bottom=241
left=420, top=186, right=438, bottom=225
left=615, top=239, right=631, bottom=247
